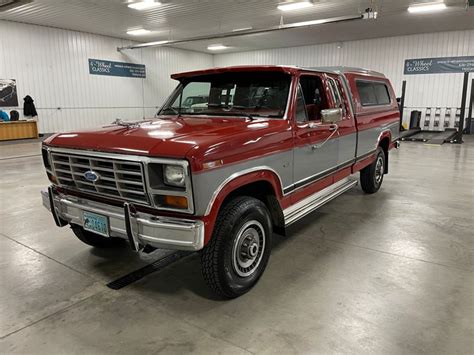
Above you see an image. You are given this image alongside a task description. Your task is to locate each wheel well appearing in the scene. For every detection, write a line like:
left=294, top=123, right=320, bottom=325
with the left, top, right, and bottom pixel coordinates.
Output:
left=379, top=136, right=390, bottom=173
left=222, top=180, right=285, bottom=233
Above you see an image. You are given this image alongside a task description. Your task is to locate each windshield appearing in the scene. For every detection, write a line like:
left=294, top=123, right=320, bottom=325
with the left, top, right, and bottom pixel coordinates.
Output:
left=159, top=72, right=291, bottom=119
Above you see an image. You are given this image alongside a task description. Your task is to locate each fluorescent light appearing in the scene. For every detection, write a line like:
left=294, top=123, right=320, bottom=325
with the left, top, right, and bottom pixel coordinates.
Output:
left=127, top=28, right=151, bottom=35
left=232, top=27, right=253, bottom=32
left=287, top=18, right=328, bottom=27
left=407, top=2, right=446, bottom=13
left=128, top=1, right=161, bottom=10
left=278, top=1, right=313, bottom=11
left=207, top=44, right=229, bottom=51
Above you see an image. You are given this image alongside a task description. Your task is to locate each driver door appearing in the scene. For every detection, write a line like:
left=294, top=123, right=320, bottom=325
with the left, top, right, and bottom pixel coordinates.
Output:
left=291, top=74, right=339, bottom=193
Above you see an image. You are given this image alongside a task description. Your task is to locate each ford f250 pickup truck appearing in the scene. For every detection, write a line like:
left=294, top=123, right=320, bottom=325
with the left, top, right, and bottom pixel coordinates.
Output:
left=41, top=65, right=400, bottom=298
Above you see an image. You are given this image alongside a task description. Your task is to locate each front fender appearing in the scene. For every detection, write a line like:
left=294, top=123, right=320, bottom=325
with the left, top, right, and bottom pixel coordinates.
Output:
left=200, top=168, right=284, bottom=245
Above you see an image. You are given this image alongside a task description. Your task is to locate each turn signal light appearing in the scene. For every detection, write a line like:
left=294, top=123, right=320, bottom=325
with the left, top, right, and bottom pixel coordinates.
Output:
left=163, top=195, right=188, bottom=209
left=47, top=172, right=57, bottom=184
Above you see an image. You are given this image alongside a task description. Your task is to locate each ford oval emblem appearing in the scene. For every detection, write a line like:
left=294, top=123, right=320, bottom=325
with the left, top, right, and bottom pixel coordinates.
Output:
left=83, top=170, right=100, bottom=182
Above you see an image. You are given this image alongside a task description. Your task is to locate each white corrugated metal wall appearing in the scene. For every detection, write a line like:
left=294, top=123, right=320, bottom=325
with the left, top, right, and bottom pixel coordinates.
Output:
left=0, top=20, right=213, bottom=133
left=214, top=30, right=474, bottom=128
left=1, top=20, right=472, bottom=133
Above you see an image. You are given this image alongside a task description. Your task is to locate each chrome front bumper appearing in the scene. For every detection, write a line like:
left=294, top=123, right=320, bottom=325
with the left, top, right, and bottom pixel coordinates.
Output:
left=41, top=188, right=204, bottom=251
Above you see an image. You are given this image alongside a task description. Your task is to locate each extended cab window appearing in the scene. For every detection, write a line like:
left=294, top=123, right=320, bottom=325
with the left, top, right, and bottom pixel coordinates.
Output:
left=356, top=80, right=391, bottom=106
left=159, top=72, right=291, bottom=119
left=373, top=83, right=391, bottom=105
left=299, top=75, right=329, bottom=121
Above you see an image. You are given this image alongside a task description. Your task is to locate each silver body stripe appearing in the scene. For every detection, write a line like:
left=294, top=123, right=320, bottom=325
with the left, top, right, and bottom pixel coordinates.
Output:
left=197, top=123, right=398, bottom=216
left=195, top=149, right=294, bottom=216
left=338, top=131, right=357, bottom=165
left=293, top=133, right=339, bottom=185
left=356, top=121, right=399, bottom=157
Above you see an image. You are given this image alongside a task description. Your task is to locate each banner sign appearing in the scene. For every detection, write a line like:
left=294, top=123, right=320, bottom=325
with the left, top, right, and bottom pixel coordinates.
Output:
left=88, top=59, right=146, bottom=78
left=404, top=56, right=474, bottom=75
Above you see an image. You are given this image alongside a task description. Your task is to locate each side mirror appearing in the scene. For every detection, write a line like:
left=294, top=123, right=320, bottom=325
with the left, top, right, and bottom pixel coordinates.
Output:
left=321, top=108, right=343, bottom=123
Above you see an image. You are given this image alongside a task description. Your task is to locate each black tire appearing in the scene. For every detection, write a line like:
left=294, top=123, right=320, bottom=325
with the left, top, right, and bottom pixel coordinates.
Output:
left=360, top=147, right=386, bottom=194
left=70, top=224, right=123, bottom=248
left=200, top=196, right=272, bottom=299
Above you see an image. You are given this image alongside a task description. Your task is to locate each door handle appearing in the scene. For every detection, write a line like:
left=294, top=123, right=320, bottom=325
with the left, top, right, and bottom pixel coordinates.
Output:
left=311, top=124, right=339, bottom=150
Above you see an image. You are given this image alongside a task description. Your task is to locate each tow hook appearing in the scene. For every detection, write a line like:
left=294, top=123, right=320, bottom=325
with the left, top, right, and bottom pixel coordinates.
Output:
left=394, top=140, right=401, bottom=149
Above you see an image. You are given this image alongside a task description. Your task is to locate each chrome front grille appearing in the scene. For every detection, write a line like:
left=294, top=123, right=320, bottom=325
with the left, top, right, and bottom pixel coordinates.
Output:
left=50, top=152, right=149, bottom=204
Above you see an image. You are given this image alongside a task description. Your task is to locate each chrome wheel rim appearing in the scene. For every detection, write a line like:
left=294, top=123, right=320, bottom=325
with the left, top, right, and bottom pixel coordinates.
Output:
left=375, top=155, right=384, bottom=184
left=232, top=220, right=265, bottom=277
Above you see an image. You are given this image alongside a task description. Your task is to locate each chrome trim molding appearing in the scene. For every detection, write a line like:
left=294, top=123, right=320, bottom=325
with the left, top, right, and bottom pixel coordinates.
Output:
left=355, top=149, right=377, bottom=162
left=41, top=188, right=204, bottom=251
left=283, top=178, right=358, bottom=226
left=204, top=156, right=357, bottom=216
left=204, top=165, right=284, bottom=216
left=284, top=158, right=354, bottom=194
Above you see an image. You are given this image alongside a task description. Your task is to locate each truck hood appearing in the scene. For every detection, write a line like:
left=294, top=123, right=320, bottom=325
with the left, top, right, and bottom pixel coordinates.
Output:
left=45, top=116, right=266, bottom=158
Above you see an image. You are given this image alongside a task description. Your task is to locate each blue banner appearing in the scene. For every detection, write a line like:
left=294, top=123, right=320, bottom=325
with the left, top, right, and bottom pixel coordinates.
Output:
left=404, top=56, right=474, bottom=75
left=88, top=59, right=146, bottom=78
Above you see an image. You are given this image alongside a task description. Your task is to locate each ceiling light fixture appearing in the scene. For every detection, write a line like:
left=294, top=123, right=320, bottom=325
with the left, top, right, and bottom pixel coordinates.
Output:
left=128, top=0, right=161, bottom=10
left=207, top=44, right=229, bottom=51
left=277, top=0, right=313, bottom=11
left=286, top=18, right=328, bottom=27
left=407, top=2, right=447, bottom=13
left=127, top=28, right=151, bottom=35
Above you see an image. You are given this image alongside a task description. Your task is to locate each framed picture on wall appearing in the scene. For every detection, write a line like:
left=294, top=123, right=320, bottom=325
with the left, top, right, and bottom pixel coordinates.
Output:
left=0, top=79, right=19, bottom=107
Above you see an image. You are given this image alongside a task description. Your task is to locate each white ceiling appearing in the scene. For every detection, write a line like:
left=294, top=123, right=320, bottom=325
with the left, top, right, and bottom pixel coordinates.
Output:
left=0, top=0, right=473, bottom=53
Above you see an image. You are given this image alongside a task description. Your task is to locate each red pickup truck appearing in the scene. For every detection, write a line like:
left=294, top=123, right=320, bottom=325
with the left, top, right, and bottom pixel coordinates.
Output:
left=41, top=65, right=400, bottom=298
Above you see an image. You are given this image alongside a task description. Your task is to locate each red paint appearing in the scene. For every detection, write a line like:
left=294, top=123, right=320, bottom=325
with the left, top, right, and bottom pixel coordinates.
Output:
left=290, top=175, right=334, bottom=206
left=44, top=65, right=400, bottom=247
left=352, top=154, right=376, bottom=173
left=171, top=65, right=300, bottom=80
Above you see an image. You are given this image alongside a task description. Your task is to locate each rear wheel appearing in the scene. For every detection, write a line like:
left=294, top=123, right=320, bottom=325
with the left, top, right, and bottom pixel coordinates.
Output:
left=71, top=224, right=123, bottom=248
left=200, top=196, right=272, bottom=299
left=360, top=147, right=385, bottom=194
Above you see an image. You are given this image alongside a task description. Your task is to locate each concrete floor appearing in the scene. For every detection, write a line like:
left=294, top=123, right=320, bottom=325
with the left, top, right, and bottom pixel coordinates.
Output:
left=0, top=138, right=473, bottom=354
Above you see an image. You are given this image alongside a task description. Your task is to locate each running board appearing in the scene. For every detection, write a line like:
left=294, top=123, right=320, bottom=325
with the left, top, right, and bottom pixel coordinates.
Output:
left=283, top=178, right=358, bottom=227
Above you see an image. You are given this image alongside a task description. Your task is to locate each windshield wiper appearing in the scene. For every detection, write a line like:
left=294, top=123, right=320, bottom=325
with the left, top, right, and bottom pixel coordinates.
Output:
left=225, top=112, right=258, bottom=120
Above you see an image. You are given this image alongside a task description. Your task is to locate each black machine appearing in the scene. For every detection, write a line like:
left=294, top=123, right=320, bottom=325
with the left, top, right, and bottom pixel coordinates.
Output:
left=401, top=107, right=458, bottom=144
left=399, top=72, right=471, bottom=145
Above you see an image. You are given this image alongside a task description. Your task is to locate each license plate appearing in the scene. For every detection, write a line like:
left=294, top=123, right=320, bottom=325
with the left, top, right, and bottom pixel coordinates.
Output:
left=83, top=211, right=109, bottom=237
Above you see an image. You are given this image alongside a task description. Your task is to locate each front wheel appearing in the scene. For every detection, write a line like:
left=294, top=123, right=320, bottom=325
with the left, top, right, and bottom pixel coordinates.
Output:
left=360, top=147, right=385, bottom=194
left=200, top=196, right=272, bottom=299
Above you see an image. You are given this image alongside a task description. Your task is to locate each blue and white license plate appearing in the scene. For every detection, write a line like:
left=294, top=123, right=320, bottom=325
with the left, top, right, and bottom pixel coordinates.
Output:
left=83, top=211, right=109, bottom=237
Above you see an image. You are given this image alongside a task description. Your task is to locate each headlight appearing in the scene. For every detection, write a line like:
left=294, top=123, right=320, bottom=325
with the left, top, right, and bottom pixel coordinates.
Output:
left=163, top=165, right=185, bottom=187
